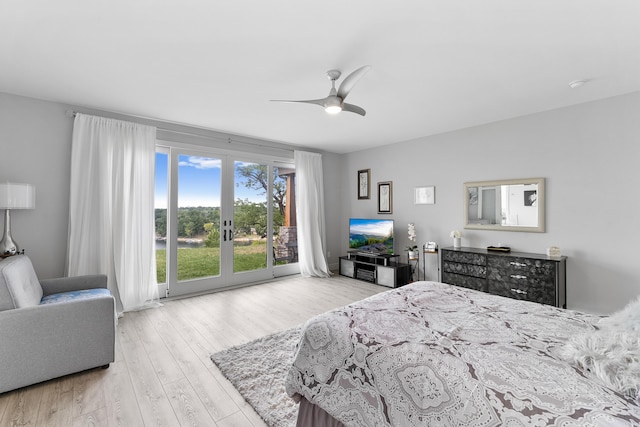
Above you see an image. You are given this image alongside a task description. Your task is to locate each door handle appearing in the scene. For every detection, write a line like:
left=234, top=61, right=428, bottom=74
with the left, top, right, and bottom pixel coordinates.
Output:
left=223, top=229, right=227, bottom=241
left=229, top=229, right=234, bottom=241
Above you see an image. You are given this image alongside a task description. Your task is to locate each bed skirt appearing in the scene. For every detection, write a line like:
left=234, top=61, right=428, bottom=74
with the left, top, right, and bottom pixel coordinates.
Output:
left=296, top=398, right=345, bottom=427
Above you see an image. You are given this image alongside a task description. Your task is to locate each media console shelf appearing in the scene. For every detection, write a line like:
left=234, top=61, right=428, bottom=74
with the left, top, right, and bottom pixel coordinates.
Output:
left=339, top=252, right=411, bottom=288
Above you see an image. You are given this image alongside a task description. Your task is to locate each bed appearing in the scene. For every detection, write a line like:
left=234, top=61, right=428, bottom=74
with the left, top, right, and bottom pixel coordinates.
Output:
left=285, top=281, right=640, bottom=426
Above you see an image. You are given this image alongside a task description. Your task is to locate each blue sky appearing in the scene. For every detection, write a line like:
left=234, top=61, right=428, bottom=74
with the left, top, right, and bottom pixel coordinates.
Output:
left=154, top=153, right=266, bottom=208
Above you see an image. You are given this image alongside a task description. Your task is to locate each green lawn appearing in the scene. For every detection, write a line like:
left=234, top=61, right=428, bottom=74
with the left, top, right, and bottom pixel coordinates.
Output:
left=156, top=244, right=269, bottom=283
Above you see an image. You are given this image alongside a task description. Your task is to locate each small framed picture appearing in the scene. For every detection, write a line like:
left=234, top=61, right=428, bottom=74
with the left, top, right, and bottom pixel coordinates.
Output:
left=414, top=186, right=435, bottom=205
left=468, top=187, right=478, bottom=205
left=524, top=190, right=537, bottom=206
left=357, top=169, right=370, bottom=200
left=377, top=181, right=393, bottom=214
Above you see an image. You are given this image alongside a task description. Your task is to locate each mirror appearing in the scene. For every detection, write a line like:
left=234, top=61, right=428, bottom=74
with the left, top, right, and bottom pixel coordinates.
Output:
left=464, top=178, right=545, bottom=233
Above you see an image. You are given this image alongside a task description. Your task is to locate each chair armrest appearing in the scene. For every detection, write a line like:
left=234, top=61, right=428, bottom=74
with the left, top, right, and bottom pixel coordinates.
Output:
left=40, top=275, right=108, bottom=296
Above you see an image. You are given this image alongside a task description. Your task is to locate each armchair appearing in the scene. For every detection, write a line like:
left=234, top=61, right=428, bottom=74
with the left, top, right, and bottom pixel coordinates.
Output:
left=0, top=255, right=115, bottom=394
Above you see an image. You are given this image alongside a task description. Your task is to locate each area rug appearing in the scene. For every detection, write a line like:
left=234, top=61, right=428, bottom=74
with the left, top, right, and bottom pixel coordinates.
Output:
left=211, top=326, right=302, bottom=427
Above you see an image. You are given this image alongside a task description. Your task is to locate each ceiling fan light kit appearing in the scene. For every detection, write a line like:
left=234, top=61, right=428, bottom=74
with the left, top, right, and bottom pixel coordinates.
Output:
left=272, top=65, right=371, bottom=116
left=324, top=96, right=342, bottom=114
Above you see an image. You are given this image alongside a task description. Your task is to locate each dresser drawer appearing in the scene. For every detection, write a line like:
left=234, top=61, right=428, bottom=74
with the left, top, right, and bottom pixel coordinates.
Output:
left=443, top=261, right=487, bottom=278
left=487, top=256, right=556, bottom=286
left=442, top=272, right=486, bottom=292
left=487, top=279, right=555, bottom=306
left=442, top=250, right=487, bottom=266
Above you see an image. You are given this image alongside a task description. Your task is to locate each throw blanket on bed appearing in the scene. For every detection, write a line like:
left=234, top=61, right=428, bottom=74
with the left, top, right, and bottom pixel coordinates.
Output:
left=285, top=281, right=640, bottom=426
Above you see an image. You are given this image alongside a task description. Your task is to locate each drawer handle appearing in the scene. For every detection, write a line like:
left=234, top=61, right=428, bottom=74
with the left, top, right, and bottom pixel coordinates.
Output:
left=510, top=262, right=527, bottom=267
left=511, top=288, right=528, bottom=295
left=510, top=274, right=527, bottom=280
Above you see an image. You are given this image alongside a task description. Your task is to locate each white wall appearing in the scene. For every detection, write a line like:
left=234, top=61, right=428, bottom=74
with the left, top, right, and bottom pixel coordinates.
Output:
left=0, top=94, right=73, bottom=279
left=341, top=92, right=640, bottom=315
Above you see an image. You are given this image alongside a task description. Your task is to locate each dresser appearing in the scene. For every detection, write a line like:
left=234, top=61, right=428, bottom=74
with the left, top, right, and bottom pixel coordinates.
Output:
left=440, top=247, right=566, bottom=308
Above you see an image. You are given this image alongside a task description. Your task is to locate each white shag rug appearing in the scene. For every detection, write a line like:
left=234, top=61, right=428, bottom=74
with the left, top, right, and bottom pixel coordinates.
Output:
left=211, top=326, right=302, bottom=427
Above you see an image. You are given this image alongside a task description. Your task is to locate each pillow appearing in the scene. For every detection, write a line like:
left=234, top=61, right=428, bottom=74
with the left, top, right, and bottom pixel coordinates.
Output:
left=561, top=298, right=640, bottom=402
left=40, top=288, right=111, bottom=305
left=599, top=296, right=640, bottom=332
left=0, top=255, right=43, bottom=309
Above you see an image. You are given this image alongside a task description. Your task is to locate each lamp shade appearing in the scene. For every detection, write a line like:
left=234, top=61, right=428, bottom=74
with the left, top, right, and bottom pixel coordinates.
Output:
left=0, top=183, right=36, bottom=209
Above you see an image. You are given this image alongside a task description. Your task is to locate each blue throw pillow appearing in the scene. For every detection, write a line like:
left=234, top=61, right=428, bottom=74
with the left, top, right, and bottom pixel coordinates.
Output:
left=40, top=288, right=111, bottom=305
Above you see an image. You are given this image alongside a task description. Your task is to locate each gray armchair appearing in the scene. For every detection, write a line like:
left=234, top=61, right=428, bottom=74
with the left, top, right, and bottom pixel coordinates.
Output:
left=0, top=255, right=115, bottom=394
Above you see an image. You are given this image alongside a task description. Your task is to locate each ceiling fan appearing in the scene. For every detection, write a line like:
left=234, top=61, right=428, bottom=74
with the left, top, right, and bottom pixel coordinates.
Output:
left=271, top=65, right=371, bottom=116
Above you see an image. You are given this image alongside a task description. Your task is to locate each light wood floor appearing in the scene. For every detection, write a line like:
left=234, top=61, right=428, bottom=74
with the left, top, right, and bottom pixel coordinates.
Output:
left=0, top=274, right=387, bottom=427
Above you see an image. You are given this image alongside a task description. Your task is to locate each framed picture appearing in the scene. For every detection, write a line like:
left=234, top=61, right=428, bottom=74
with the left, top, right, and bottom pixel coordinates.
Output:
left=524, top=190, right=538, bottom=206
left=357, top=169, right=370, bottom=200
left=414, top=186, right=435, bottom=205
left=377, top=181, right=393, bottom=214
left=468, top=187, right=478, bottom=205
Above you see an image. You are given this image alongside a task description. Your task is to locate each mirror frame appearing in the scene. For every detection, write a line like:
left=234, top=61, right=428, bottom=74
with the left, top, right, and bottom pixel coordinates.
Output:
left=463, top=178, right=545, bottom=233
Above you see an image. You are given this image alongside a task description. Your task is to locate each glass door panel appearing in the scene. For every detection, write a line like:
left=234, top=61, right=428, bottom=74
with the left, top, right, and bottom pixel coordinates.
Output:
left=155, top=150, right=169, bottom=292
left=233, top=161, right=268, bottom=273
left=176, top=154, right=222, bottom=283
left=272, top=164, right=298, bottom=275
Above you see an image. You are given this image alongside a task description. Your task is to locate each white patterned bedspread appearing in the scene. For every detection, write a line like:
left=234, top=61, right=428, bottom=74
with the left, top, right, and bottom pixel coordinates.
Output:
left=285, top=281, right=640, bottom=426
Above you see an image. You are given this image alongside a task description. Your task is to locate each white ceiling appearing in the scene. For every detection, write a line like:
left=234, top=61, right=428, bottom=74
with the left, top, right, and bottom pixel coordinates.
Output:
left=2, top=1, right=639, bottom=154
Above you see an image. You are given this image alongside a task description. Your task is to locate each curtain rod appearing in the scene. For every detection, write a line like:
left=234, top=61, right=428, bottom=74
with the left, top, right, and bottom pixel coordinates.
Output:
left=65, top=110, right=295, bottom=154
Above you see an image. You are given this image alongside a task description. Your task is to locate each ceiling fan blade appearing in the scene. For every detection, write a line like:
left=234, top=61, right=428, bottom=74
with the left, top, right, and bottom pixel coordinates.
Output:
left=270, top=98, right=326, bottom=107
left=342, top=103, right=366, bottom=116
left=337, top=65, right=371, bottom=101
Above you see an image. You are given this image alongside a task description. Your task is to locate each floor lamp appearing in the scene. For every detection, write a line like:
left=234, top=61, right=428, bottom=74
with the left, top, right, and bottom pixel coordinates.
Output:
left=0, top=183, right=36, bottom=255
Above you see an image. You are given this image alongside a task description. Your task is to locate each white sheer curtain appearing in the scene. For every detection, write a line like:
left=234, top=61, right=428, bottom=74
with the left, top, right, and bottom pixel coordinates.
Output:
left=67, top=113, right=160, bottom=313
left=294, top=150, right=330, bottom=277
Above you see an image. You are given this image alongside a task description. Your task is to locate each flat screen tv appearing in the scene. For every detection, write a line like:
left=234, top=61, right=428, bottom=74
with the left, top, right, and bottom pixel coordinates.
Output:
left=349, top=218, right=394, bottom=255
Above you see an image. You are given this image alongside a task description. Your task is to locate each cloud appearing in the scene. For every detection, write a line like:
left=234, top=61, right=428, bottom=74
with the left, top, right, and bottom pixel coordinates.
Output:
left=178, top=156, right=221, bottom=169
left=235, top=161, right=258, bottom=168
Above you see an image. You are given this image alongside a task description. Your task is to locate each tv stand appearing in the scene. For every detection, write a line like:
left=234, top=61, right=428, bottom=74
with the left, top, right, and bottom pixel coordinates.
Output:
left=339, top=252, right=410, bottom=288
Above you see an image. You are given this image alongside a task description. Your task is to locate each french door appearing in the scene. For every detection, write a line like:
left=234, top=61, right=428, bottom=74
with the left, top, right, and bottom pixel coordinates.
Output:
left=155, top=145, right=297, bottom=298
